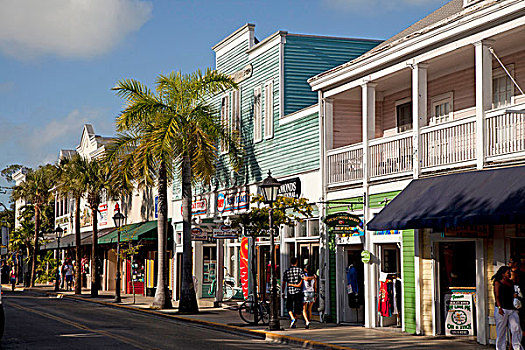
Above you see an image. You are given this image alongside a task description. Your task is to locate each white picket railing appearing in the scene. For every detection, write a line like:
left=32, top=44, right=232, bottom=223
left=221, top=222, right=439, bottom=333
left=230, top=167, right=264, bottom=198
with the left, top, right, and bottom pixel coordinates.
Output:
left=486, top=110, right=525, bottom=157
left=327, top=144, right=363, bottom=184
left=369, top=132, right=413, bottom=178
left=420, top=116, right=477, bottom=168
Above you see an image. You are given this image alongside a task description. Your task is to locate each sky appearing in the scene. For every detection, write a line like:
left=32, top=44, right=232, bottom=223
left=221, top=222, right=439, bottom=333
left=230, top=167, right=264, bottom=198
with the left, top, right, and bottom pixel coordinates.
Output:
left=0, top=0, right=449, bottom=205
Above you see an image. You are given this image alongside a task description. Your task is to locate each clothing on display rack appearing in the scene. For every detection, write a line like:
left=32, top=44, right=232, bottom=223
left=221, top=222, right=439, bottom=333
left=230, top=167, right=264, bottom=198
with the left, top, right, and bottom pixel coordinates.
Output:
left=378, top=274, right=401, bottom=318
left=346, top=265, right=359, bottom=308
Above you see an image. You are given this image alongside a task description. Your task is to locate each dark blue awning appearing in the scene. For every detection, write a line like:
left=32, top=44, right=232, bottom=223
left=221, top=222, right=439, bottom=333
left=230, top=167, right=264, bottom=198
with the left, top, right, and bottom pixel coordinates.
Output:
left=367, top=165, right=525, bottom=231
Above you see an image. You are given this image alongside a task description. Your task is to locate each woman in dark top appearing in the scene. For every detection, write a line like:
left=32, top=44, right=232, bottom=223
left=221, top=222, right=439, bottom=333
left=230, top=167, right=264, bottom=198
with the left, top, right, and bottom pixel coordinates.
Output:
left=492, top=266, right=523, bottom=350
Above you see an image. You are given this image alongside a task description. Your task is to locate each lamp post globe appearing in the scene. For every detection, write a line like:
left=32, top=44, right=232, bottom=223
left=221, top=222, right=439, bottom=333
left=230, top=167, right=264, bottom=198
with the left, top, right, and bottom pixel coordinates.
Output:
left=259, top=170, right=281, bottom=331
left=54, top=226, right=63, bottom=292
left=112, top=211, right=125, bottom=303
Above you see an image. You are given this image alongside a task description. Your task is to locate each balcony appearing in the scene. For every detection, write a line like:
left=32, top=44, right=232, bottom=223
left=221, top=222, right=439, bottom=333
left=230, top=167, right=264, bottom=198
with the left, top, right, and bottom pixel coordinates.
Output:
left=327, top=102, right=525, bottom=187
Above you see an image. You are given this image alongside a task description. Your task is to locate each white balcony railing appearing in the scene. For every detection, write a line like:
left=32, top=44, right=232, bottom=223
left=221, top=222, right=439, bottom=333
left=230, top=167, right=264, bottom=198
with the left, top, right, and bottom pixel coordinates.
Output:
left=327, top=143, right=363, bottom=184
left=421, top=116, right=477, bottom=169
left=369, top=132, right=413, bottom=178
left=486, top=109, right=525, bottom=157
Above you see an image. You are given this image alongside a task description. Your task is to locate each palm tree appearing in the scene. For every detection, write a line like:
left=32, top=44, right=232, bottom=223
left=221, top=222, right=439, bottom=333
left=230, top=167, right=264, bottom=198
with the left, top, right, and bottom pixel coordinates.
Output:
left=108, top=69, right=241, bottom=311
left=56, top=154, right=87, bottom=295
left=11, top=164, right=57, bottom=287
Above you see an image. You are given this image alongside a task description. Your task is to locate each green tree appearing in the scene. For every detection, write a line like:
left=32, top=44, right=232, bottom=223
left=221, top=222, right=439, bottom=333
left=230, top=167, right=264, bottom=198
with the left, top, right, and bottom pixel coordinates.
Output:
left=108, top=69, right=241, bottom=311
left=56, top=154, right=86, bottom=295
left=11, top=164, right=57, bottom=287
left=9, top=206, right=35, bottom=283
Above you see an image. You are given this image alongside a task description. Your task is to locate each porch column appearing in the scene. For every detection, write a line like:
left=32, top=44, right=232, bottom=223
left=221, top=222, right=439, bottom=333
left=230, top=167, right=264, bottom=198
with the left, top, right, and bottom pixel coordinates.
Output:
left=412, top=63, right=428, bottom=179
left=215, top=239, right=224, bottom=305
left=474, top=40, right=494, bottom=170
left=362, top=82, right=376, bottom=328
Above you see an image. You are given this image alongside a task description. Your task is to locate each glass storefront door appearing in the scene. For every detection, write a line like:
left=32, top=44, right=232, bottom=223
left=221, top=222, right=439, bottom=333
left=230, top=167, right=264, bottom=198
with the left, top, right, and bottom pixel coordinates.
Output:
left=298, top=243, right=320, bottom=314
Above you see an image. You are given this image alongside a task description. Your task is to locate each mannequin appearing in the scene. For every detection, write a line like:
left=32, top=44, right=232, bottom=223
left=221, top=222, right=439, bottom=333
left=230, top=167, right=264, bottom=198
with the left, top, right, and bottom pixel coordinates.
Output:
left=346, top=264, right=359, bottom=321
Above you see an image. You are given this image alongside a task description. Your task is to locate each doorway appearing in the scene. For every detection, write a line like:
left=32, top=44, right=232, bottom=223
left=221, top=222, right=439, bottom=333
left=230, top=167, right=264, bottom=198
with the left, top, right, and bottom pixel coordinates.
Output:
left=342, top=246, right=365, bottom=324
left=377, top=244, right=402, bottom=327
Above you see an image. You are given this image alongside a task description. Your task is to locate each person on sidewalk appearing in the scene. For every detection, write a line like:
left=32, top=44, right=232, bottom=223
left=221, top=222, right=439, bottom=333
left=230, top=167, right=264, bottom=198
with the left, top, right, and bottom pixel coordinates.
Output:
left=64, top=260, right=74, bottom=291
left=492, top=265, right=523, bottom=350
left=300, top=265, right=317, bottom=329
left=282, top=257, right=304, bottom=329
left=10, top=265, right=16, bottom=291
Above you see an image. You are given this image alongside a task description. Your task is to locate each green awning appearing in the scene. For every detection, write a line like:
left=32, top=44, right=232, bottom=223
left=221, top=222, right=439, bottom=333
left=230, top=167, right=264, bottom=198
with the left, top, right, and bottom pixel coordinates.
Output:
left=99, top=221, right=158, bottom=244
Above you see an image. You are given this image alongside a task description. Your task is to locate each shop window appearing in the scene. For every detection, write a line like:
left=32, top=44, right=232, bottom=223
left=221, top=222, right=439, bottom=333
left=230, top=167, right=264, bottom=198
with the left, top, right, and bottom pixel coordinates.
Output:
left=295, top=221, right=307, bottom=237
left=381, top=247, right=399, bottom=274
left=430, top=92, right=453, bottom=125
left=220, top=95, right=230, bottom=153
left=264, top=80, right=274, bottom=139
left=231, top=89, right=241, bottom=133
left=253, top=86, right=262, bottom=143
left=396, top=100, right=412, bottom=132
left=308, top=219, right=319, bottom=237
left=493, top=66, right=514, bottom=108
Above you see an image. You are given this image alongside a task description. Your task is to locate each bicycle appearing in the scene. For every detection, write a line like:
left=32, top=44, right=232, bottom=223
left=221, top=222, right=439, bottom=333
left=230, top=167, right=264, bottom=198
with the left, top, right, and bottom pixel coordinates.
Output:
left=238, top=294, right=269, bottom=325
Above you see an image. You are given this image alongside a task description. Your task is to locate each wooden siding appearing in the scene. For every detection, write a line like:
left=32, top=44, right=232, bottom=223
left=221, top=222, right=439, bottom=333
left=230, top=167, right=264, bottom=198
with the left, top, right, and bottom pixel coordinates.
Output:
left=333, top=99, right=362, bottom=148
left=380, top=89, right=411, bottom=134
left=420, top=230, right=434, bottom=335
left=216, top=40, right=249, bottom=75
left=402, top=229, right=417, bottom=334
left=284, top=36, right=381, bottom=116
left=427, top=67, right=475, bottom=119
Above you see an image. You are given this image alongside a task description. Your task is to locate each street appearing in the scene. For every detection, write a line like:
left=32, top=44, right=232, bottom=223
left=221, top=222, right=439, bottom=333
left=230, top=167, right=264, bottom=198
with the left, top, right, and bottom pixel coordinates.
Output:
left=1, top=291, right=297, bottom=349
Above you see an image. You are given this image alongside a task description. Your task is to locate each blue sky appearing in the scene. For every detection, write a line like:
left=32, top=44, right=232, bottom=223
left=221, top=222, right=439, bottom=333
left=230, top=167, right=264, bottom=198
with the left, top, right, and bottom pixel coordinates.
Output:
left=0, top=0, right=448, bottom=204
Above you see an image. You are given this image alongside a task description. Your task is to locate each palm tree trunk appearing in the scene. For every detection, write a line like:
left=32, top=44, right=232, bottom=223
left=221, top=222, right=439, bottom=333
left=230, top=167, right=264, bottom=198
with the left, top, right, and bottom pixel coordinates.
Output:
left=152, top=161, right=172, bottom=309
left=179, top=155, right=198, bottom=313
left=90, top=205, right=99, bottom=297
left=30, top=204, right=41, bottom=287
left=74, top=197, right=82, bottom=295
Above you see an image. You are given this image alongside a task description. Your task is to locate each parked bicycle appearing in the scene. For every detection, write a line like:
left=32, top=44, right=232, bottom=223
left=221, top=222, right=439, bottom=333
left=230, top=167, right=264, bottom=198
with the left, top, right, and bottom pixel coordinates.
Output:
left=238, top=293, right=269, bottom=325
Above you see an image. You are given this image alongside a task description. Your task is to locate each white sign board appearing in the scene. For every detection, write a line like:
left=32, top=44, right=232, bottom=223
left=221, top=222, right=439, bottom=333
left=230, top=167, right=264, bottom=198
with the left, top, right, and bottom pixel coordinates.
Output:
left=1, top=226, right=8, bottom=255
left=445, top=293, right=474, bottom=336
left=212, top=225, right=238, bottom=239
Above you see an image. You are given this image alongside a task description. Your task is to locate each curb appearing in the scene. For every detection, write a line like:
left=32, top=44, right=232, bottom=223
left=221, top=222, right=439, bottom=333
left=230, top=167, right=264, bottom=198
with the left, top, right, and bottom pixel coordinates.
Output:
left=26, top=288, right=354, bottom=350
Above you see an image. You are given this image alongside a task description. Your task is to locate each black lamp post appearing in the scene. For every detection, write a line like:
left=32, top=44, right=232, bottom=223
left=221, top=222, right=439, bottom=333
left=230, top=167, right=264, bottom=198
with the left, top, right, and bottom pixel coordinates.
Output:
left=259, top=171, right=281, bottom=331
left=54, top=226, right=63, bottom=292
left=112, top=210, right=125, bottom=303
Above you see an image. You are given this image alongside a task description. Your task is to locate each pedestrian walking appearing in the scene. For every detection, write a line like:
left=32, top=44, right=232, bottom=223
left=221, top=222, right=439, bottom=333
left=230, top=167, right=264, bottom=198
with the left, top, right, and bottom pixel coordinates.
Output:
left=64, top=259, right=74, bottom=291
left=492, top=265, right=523, bottom=350
left=282, top=257, right=304, bottom=329
left=10, top=265, right=16, bottom=291
left=300, top=265, right=317, bottom=329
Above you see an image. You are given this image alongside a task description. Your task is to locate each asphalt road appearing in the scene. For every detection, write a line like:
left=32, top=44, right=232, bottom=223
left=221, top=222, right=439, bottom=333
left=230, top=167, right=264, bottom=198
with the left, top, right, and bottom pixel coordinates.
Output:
left=1, top=291, right=298, bottom=349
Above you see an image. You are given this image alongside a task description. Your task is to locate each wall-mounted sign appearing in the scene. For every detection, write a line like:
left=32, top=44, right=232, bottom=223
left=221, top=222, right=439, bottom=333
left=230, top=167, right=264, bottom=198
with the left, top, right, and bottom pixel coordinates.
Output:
left=212, top=224, right=238, bottom=239
left=181, top=198, right=208, bottom=216
left=361, top=250, right=371, bottom=264
left=277, top=178, right=301, bottom=199
left=98, top=203, right=108, bottom=226
left=444, top=225, right=490, bottom=238
left=375, top=229, right=401, bottom=235
left=445, top=294, right=474, bottom=336
left=230, top=64, right=253, bottom=83
left=217, top=191, right=249, bottom=213
left=191, top=227, right=208, bottom=241
left=324, top=212, right=361, bottom=234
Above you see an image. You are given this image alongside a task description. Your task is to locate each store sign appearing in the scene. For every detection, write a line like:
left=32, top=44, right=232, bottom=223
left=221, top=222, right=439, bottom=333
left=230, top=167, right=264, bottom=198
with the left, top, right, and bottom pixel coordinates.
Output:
left=212, top=225, right=238, bottom=239
left=445, top=294, right=474, bottom=336
left=231, top=64, right=253, bottom=83
left=181, top=198, right=208, bottom=216
left=97, top=203, right=108, bottom=226
left=217, top=191, right=249, bottom=213
left=361, top=250, right=371, bottom=264
left=444, top=225, right=490, bottom=238
left=191, top=227, right=208, bottom=241
left=323, top=212, right=361, bottom=234
left=277, top=178, right=301, bottom=199
left=240, top=237, right=249, bottom=299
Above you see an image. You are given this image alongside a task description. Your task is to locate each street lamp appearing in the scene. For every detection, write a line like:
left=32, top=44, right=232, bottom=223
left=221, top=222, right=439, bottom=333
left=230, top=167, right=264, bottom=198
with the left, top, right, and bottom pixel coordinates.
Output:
left=54, top=226, right=63, bottom=292
left=112, top=210, right=125, bottom=303
left=259, top=171, right=281, bottom=331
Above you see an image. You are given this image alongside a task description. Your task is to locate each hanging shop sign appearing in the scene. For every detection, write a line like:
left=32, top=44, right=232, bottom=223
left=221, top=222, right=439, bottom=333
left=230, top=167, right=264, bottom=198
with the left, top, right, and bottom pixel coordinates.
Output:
left=240, top=237, right=249, bottom=299
left=98, top=203, right=108, bottom=227
left=444, top=225, right=490, bottom=238
left=191, top=227, right=208, bottom=241
left=212, top=225, right=239, bottom=239
left=217, top=191, right=249, bottom=213
left=323, top=212, right=361, bottom=235
left=445, top=294, right=474, bottom=336
left=231, top=64, right=253, bottom=83
left=277, top=177, right=301, bottom=199
left=361, top=250, right=371, bottom=264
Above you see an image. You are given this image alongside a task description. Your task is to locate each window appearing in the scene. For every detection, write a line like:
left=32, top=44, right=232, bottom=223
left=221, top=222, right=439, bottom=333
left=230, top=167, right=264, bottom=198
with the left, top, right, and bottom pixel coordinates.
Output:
left=231, top=89, right=240, bottom=133
left=264, top=80, right=274, bottom=139
left=396, top=100, right=412, bottom=132
left=493, top=66, right=514, bottom=108
left=253, top=86, right=262, bottom=142
left=430, top=92, right=453, bottom=125
left=221, top=95, right=229, bottom=153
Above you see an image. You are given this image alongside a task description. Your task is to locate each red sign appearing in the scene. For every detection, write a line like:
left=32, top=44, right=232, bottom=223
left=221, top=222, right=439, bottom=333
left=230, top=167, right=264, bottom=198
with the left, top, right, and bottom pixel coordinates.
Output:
left=240, top=237, right=249, bottom=300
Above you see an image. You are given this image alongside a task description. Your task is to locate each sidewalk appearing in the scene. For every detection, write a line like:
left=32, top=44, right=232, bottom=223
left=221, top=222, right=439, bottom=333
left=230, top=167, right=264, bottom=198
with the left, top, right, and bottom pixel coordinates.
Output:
left=11, top=284, right=491, bottom=350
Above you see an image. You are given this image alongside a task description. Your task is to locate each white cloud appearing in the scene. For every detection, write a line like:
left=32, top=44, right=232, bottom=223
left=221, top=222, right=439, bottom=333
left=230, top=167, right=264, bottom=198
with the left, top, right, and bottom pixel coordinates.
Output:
left=324, top=0, right=445, bottom=13
left=0, top=0, right=152, bottom=60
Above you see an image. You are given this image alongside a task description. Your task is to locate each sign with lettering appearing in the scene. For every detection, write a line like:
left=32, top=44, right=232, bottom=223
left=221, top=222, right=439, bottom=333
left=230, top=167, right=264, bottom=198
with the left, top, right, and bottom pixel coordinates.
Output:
left=191, top=227, right=208, bottom=241
left=445, top=294, right=474, bottom=336
left=181, top=198, right=207, bottom=216
left=444, top=225, right=490, bottom=238
left=212, top=225, right=238, bottom=239
left=230, top=64, right=253, bottom=83
left=323, top=212, right=361, bottom=234
left=277, top=178, right=301, bottom=199
left=98, top=203, right=108, bottom=226
left=217, top=191, right=249, bottom=213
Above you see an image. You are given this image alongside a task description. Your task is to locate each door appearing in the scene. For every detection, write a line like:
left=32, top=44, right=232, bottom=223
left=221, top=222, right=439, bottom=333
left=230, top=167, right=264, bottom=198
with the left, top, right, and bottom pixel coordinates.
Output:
left=298, top=243, right=320, bottom=314
left=342, top=246, right=365, bottom=324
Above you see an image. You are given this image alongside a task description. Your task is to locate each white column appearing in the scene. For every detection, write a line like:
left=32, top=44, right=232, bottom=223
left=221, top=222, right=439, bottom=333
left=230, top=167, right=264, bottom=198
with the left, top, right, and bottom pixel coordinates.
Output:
left=412, top=63, right=428, bottom=179
left=362, top=82, right=376, bottom=328
left=319, top=91, right=330, bottom=321
left=474, top=40, right=494, bottom=170
left=324, top=97, right=334, bottom=150
left=476, top=239, right=487, bottom=344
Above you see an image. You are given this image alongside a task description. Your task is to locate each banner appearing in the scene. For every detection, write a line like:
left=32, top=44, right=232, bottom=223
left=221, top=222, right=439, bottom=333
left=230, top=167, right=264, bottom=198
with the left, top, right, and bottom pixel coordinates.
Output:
left=240, top=237, right=249, bottom=300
